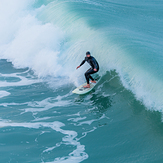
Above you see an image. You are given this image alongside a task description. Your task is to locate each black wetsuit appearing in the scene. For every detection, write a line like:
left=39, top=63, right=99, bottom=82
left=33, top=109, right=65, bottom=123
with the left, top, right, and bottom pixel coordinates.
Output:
left=80, top=56, right=99, bottom=84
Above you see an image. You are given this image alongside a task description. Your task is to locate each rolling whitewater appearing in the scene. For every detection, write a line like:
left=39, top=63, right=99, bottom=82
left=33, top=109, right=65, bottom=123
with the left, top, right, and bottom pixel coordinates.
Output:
left=0, top=0, right=163, bottom=162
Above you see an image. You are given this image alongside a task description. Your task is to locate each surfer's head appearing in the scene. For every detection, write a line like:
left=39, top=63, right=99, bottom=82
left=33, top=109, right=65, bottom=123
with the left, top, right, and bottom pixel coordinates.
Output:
left=86, top=51, right=91, bottom=57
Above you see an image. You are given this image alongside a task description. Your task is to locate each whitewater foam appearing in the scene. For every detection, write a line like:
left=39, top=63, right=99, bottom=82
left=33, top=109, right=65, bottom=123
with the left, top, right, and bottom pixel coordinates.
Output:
left=0, top=91, right=10, bottom=98
left=20, top=97, right=72, bottom=115
left=0, top=119, right=88, bottom=162
left=0, top=72, right=42, bottom=87
left=0, top=0, right=65, bottom=79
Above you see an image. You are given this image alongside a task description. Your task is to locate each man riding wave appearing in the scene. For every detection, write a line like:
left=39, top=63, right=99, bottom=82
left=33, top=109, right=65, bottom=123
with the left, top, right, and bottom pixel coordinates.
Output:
left=76, top=51, right=99, bottom=88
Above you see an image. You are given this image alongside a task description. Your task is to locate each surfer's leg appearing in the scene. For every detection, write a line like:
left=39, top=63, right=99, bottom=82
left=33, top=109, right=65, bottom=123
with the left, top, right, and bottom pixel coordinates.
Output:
left=85, top=68, right=91, bottom=84
left=90, top=76, right=96, bottom=83
left=85, top=68, right=96, bottom=84
left=90, top=68, right=99, bottom=83
left=89, top=75, right=94, bottom=81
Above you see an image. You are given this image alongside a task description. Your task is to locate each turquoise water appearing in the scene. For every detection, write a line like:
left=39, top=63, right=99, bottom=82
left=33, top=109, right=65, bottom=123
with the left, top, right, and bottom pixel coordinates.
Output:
left=0, top=0, right=163, bottom=162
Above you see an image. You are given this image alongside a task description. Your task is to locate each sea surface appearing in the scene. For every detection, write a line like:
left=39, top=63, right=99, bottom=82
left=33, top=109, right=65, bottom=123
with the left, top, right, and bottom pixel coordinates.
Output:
left=0, top=0, right=163, bottom=162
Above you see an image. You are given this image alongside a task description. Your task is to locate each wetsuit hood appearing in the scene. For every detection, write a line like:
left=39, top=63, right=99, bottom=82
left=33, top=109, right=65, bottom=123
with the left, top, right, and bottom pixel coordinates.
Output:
left=86, top=51, right=91, bottom=56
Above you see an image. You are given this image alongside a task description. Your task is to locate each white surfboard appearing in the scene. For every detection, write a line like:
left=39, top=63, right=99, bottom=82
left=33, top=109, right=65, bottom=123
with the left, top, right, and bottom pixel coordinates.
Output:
left=72, top=77, right=101, bottom=95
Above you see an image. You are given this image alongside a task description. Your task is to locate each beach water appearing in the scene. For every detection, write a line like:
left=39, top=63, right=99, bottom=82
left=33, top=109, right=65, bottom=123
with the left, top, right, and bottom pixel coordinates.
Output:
left=0, top=0, right=163, bottom=162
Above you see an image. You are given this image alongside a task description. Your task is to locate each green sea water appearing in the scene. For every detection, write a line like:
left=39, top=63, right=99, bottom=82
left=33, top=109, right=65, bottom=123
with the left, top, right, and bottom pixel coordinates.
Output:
left=0, top=0, right=163, bottom=162
left=1, top=60, right=163, bottom=162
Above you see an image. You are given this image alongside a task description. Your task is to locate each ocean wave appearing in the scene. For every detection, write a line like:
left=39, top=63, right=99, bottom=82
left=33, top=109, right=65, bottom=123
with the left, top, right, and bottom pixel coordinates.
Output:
left=0, top=0, right=163, bottom=112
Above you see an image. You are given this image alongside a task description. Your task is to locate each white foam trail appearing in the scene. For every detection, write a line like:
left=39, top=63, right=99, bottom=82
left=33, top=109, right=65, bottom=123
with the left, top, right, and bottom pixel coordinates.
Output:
left=77, top=127, right=97, bottom=141
left=68, top=117, right=87, bottom=122
left=0, top=96, right=71, bottom=115
left=0, top=120, right=88, bottom=163
left=0, top=102, right=23, bottom=107
left=32, top=117, right=51, bottom=122
left=43, top=142, right=62, bottom=153
left=0, top=91, right=10, bottom=98
left=0, top=72, right=42, bottom=87
left=68, top=114, right=109, bottom=126
left=0, top=79, right=41, bottom=87
left=21, top=97, right=72, bottom=114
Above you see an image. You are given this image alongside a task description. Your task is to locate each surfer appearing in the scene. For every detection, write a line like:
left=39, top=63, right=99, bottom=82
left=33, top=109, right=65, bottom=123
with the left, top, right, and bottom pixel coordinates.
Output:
left=76, top=51, right=99, bottom=88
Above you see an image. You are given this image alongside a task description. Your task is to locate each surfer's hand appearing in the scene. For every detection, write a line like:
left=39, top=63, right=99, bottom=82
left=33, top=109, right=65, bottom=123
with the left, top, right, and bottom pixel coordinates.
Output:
left=94, top=68, right=97, bottom=71
left=76, top=66, right=80, bottom=69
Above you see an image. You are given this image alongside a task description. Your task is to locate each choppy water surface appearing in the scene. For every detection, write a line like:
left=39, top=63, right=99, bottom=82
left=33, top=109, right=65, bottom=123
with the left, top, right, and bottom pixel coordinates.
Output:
left=0, top=0, right=163, bottom=162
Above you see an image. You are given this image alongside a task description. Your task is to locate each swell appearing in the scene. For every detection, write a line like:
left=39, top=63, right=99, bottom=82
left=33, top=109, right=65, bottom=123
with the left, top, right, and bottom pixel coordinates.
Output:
left=0, top=0, right=163, bottom=112
left=37, top=0, right=163, bottom=111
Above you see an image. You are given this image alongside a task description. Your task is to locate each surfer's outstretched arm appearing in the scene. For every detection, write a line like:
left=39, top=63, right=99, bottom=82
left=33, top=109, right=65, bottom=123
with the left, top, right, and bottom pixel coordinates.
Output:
left=76, top=65, right=80, bottom=69
left=76, top=59, right=86, bottom=69
left=79, top=59, right=86, bottom=67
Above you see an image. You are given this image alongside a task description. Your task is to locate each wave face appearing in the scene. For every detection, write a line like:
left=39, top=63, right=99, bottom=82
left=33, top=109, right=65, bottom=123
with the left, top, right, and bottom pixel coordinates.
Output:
left=0, top=0, right=163, bottom=111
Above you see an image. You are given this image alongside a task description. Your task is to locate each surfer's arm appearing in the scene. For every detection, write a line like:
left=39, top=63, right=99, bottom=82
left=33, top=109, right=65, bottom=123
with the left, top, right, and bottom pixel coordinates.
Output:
left=79, top=59, right=86, bottom=67
left=76, top=59, right=85, bottom=69
left=76, top=66, right=80, bottom=69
